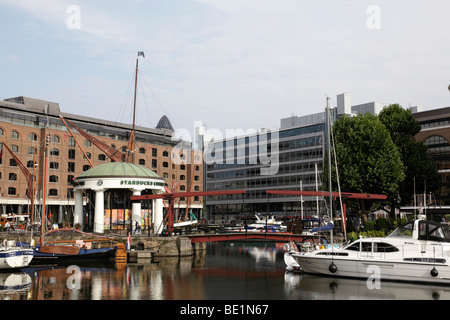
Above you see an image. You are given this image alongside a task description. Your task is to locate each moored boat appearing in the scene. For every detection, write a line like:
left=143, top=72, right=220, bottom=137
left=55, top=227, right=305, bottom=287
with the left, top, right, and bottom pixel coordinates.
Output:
left=225, top=214, right=287, bottom=233
left=285, top=216, right=450, bottom=285
left=0, top=240, right=33, bottom=269
left=32, top=243, right=118, bottom=261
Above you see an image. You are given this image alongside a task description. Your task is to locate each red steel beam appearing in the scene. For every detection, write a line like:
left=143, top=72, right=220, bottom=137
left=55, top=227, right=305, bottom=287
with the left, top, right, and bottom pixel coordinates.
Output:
left=131, top=190, right=246, bottom=201
left=266, top=190, right=387, bottom=200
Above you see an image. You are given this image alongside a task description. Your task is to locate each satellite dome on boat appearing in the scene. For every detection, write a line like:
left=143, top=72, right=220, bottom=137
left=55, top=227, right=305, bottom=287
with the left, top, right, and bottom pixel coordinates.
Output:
left=156, top=115, right=174, bottom=131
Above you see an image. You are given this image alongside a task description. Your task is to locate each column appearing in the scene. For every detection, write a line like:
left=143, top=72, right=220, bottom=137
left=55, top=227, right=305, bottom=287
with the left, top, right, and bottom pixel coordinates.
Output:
left=153, top=192, right=164, bottom=235
left=94, top=189, right=104, bottom=233
left=74, top=189, right=83, bottom=228
left=131, top=189, right=142, bottom=234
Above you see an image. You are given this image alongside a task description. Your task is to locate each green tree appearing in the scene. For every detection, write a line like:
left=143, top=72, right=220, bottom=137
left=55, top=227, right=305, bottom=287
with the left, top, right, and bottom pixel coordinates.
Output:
left=326, top=113, right=405, bottom=217
left=379, top=104, right=440, bottom=206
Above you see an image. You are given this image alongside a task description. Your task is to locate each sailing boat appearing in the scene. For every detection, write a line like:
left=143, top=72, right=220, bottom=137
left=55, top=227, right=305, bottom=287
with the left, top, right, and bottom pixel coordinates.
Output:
left=0, top=143, right=34, bottom=269
left=31, top=113, right=122, bottom=262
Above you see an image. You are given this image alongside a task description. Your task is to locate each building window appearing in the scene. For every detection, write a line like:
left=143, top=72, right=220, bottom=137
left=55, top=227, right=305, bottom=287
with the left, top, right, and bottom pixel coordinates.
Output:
left=52, top=135, right=60, bottom=143
left=152, top=148, right=157, bottom=157
left=0, top=128, right=3, bottom=136
left=49, top=175, right=58, bottom=183
left=28, top=133, right=38, bottom=141
left=9, top=173, right=17, bottom=181
left=180, top=165, right=186, bottom=170
left=139, top=148, right=145, bottom=154
left=11, top=145, right=19, bottom=153
left=194, top=186, right=200, bottom=191
left=163, top=172, right=169, bottom=178
left=180, top=175, right=186, bottom=180
left=67, top=175, right=74, bottom=184
left=84, top=140, right=92, bottom=147
left=50, top=162, right=59, bottom=169
left=424, top=135, right=450, bottom=152
left=27, top=160, right=36, bottom=169
left=28, top=147, right=37, bottom=155
left=194, top=175, right=200, bottom=181
left=49, top=189, right=58, bottom=196
left=83, top=152, right=91, bottom=159
left=9, top=159, right=17, bottom=167
left=98, top=154, right=106, bottom=161
left=68, top=149, right=76, bottom=159
left=83, top=165, right=90, bottom=171
left=11, top=130, right=19, bottom=139
left=50, top=148, right=59, bottom=156
left=152, top=159, right=157, bottom=168
left=67, top=188, right=74, bottom=199
left=68, top=137, right=76, bottom=147
left=68, top=162, right=75, bottom=172
left=8, top=187, right=16, bottom=195
left=163, top=151, right=169, bottom=157
left=163, top=162, right=169, bottom=168
left=139, top=159, right=145, bottom=165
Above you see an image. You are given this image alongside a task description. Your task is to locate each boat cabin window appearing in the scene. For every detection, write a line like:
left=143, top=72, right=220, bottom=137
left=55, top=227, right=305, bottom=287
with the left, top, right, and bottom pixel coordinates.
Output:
left=418, top=220, right=450, bottom=242
left=345, top=241, right=399, bottom=252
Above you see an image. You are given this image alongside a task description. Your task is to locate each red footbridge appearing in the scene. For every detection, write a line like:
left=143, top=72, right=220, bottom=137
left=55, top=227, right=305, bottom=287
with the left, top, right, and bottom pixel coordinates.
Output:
left=187, top=232, right=318, bottom=244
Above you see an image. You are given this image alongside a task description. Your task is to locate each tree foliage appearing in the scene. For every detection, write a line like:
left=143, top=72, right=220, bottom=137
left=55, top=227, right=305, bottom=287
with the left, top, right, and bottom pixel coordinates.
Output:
left=378, top=104, right=440, bottom=205
left=327, top=104, right=440, bottom=219
left=325, top=113, right=405, bottom=216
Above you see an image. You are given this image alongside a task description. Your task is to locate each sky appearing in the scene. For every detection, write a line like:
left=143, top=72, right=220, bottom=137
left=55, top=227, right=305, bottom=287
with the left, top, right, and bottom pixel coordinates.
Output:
left=0, top=0, right=449, bottom=141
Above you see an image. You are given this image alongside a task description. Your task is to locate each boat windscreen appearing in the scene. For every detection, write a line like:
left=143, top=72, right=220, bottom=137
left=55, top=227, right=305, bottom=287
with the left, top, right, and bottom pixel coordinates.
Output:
left=387, top=221, right=414, bottom=238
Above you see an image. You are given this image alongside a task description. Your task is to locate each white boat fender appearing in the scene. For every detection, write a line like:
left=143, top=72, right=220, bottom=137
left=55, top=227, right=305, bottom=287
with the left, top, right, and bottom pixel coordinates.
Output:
left=329, top=262, right=337, bottom=273
left=431, top=267, right=439, bottom=277
left=283, top=243, right=290, bottom=252
left=286, top=266, right=294, bottom=272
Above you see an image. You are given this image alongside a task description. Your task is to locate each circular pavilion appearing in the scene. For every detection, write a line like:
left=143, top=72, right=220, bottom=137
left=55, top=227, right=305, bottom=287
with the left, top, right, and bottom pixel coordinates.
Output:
left=73, top=162, right=165, bottom=234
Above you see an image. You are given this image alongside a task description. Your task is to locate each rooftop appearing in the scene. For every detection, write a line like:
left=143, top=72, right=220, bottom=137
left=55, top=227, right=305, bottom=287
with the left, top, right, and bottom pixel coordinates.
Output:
left=76, top=162, right=162, bottom=180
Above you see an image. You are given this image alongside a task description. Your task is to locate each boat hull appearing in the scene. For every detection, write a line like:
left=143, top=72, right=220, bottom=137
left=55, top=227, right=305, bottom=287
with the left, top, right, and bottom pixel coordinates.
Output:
left=32, top=245, right=117, bottom=261
left=294, top=254, right=450, bottom=285
left=0, top=248, right=34, bottom=269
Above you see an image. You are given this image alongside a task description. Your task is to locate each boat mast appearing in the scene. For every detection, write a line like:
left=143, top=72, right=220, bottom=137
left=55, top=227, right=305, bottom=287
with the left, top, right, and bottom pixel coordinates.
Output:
left=128, top=51, right=145, bottom=164
left=326, top=97, right=333, bottom=244
left=40, top=109, right=50, bottom=245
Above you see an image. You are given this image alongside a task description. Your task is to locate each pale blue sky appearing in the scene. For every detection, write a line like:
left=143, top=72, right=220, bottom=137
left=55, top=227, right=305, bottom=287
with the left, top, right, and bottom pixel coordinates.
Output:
left=1, top=0, right=449, bottom=137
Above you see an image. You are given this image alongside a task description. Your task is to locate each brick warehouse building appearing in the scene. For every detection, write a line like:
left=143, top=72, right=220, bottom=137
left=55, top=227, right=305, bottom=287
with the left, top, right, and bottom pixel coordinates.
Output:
left=414, top=107, right=450, bottom=206
left=0, top=96, right=203, bottom=231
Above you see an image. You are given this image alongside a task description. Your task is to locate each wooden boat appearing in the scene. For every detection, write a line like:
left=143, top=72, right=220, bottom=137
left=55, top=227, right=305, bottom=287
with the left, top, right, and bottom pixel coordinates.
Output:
left=32, top=243, right=117, bottom=261
left=31, top=229, right=124, bottom=262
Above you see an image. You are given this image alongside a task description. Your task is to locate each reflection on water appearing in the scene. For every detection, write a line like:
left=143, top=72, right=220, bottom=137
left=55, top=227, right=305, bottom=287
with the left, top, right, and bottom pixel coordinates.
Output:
left=2, top=242, right=450, bottom=300
left=284, top=272, right=450, bottom=300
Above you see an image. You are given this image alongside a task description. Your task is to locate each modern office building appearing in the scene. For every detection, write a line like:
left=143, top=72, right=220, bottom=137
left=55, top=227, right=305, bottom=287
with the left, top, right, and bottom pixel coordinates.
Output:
left=203, top=93, right=387, bottom=222
left=0, top=96, right=203, bottom=231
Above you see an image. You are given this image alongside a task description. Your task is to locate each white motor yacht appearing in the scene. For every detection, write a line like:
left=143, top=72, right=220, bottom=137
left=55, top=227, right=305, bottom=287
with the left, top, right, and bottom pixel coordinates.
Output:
left=0, top=240, right=33, bottom=269
left=285, top=216, right=450, bottom=284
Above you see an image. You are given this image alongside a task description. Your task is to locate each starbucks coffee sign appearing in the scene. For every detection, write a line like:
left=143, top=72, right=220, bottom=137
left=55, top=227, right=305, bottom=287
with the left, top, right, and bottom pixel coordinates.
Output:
left=120, top=179, right=165, bottom=187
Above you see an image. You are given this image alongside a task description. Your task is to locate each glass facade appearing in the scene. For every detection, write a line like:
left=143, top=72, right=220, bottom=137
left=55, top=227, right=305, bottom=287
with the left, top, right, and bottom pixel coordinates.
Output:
left=205, top=118, right=332, bottom=221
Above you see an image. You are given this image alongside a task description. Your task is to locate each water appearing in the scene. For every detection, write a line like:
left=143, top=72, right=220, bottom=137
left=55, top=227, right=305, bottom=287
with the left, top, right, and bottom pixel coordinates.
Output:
left=3, top=241, right=450, bottom=301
